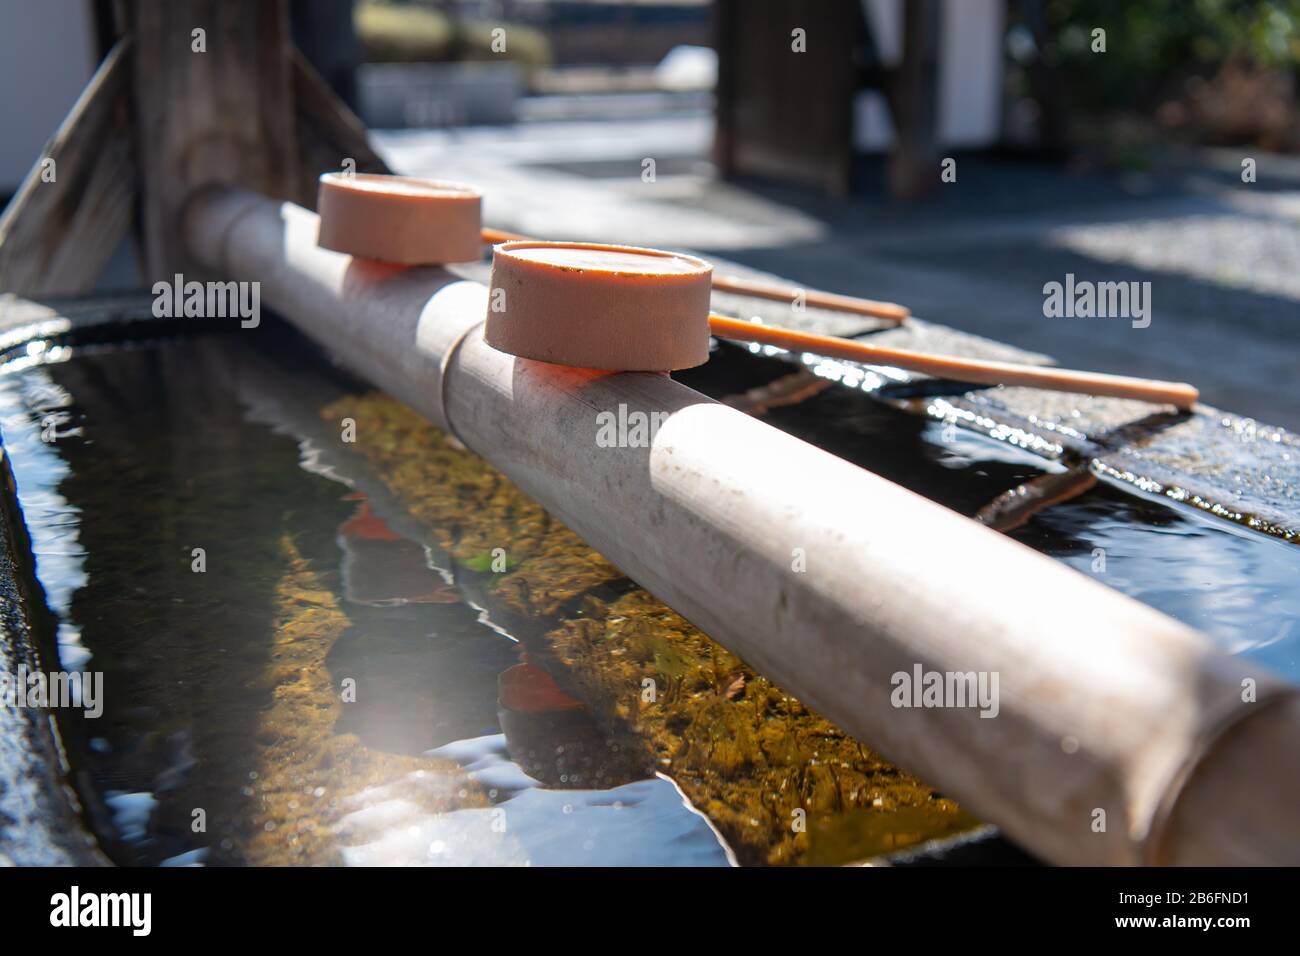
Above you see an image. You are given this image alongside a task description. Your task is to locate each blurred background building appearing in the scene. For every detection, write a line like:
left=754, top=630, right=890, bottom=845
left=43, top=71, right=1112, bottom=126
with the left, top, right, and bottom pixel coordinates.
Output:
left=9, top=0, right=1299, bottom=194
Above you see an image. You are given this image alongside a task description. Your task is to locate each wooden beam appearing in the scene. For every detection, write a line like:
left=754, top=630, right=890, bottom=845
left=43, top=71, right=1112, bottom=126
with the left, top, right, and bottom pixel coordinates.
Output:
left=291, top=49, right=391, bottom=210
left=0, top=40, right=136, bottom=297
left=127, top=0, right=298, bottom=279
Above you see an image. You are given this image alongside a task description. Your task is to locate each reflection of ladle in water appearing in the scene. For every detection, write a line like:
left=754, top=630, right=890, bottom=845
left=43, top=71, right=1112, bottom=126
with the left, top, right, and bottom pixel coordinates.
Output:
left=335, top=493, right=640, bottom=781
left=337, top=492, right=461, bottom=606
left=336, top=490, right=641, bottom=786
left=496, top=653, right=643, bottom=790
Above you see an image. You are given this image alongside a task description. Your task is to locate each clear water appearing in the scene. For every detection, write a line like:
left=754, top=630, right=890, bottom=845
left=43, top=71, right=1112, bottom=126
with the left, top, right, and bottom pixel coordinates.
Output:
left=2, top=321, right=1297, bottom=866
left=0, top=328, right=729, bottom=865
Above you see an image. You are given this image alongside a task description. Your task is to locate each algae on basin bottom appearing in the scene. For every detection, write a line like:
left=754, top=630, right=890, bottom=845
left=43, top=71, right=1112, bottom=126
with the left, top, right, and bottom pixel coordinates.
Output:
left=236, top=536, right=491, bottom=866
left=324, top=391, right=623, bottom=618
left=322, top=392, right=979, bottom=865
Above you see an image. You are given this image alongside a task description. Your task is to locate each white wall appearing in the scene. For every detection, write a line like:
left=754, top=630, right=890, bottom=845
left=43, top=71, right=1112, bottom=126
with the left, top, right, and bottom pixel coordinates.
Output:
left=0, top=0, right=97, bottom=192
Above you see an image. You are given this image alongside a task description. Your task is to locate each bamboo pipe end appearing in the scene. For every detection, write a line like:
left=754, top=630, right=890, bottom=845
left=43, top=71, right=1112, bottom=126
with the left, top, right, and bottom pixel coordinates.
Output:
left=1156, top=694, right=1300, bottom=865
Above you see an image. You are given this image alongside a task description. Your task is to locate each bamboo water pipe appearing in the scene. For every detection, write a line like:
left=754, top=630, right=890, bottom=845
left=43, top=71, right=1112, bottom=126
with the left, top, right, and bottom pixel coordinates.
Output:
left=185, top=187, right=1300, bottom=866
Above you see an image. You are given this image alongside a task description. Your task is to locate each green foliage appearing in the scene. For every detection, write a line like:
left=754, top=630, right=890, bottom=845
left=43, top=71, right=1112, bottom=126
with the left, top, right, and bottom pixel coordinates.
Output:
left=355, top=1, right=551, bottom=70
left=356, top=2, right=453, bottom=63
left=1042, top=0, right=1300, bottom=110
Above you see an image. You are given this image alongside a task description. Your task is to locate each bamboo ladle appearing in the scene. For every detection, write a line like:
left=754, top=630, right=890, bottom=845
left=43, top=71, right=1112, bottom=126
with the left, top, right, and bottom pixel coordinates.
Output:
left=313, top=175, right=1195, bottom=406
left=707, top=314, right=1198, bottom=408
left=480, top=227, right=1198, bottom=409
left=481, top=227, right=910, bottom=323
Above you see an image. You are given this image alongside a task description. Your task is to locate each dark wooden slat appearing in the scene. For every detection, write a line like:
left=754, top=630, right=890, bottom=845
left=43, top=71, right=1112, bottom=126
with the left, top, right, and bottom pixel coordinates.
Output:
left=0, top=40, right=136, bottom=296
left=887, top=0, right=941, bottom=200
left=291, top=49, right=391, bottom=210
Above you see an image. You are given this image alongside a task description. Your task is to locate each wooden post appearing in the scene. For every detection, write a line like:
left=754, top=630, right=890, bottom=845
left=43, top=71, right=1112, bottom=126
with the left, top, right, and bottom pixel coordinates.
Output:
left=127, top=0, right=298, bottom=279
left=0, top=0, right=382, bottom=295
left=887, top=0, right=941, bottom=200
left=712, top=0, right=856, bottom=196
